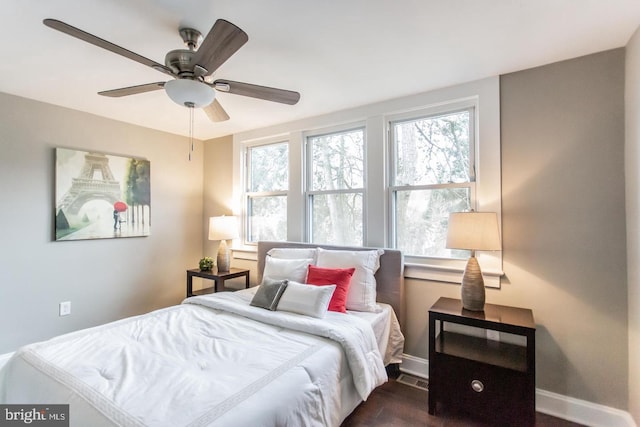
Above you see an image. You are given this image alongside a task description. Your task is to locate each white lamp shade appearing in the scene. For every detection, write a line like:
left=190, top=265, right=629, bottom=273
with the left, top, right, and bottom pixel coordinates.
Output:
left=208, top=216, right=239, bottom=241
left=164, top=79, right=215, bottom=108
left=446, top=212, right=501, bottom=251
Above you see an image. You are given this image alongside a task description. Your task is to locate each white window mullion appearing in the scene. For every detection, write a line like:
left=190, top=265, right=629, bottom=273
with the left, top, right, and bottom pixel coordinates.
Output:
left=287, top=132, right=304, bottom=242
left=365, top=115, right=386, bottom=247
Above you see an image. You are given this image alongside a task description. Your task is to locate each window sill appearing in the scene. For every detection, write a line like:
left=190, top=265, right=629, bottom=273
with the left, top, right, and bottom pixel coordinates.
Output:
left=405, top=262, right=503, bottom=288
left=232, top=245, right=502, bottom=288
left=231, top=246, right=258, bottom=261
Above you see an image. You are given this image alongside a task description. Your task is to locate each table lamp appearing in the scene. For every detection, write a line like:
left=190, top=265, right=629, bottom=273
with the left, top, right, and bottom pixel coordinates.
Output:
left=208, top=215, right=239, bottom=272
left=446, top=211, right=501, bottom=311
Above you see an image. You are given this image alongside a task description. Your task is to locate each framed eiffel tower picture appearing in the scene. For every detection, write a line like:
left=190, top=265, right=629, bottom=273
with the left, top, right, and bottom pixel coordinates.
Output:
left=55, top=148, right=151, bottom=240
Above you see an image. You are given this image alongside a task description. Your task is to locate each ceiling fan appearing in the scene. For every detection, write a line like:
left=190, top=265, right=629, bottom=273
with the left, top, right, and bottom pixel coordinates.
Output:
left=43, top=18, right=301, bottom=122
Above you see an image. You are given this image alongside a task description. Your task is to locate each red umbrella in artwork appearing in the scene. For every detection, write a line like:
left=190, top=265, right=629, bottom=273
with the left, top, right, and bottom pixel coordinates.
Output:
left=114, top=201, right=128, bottom=212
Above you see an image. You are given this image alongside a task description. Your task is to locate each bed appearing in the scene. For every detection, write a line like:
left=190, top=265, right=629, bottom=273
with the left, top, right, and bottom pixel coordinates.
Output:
left=0, top=241, right=404, bottom=426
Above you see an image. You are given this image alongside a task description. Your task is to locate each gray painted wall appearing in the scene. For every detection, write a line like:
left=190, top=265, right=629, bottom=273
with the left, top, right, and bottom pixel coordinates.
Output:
left=500, top=49, right=627, bottom=408
left=0, top=93, right=204, bottom=353
left=625, top=27, right=640, bottom=424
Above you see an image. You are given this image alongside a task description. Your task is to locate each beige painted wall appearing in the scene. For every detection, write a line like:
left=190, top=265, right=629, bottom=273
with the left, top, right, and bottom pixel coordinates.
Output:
left=625, top=26, right=640, bottom=424
left=0, top=92, right=204, bottom=354
left=500, top=49, right=627, bottom=408
left=198, top=135, right=253, bottom=290
left=202, top=135, right=234, bottom=258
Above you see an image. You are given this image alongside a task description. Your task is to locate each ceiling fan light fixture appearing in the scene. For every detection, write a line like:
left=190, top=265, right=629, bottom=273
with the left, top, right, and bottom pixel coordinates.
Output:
left=164, top=79, right=215, bottom=108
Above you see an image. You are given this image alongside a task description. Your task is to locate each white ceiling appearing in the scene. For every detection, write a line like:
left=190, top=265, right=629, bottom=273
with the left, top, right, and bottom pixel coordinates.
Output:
left=2, top=0, right=639, bottom=140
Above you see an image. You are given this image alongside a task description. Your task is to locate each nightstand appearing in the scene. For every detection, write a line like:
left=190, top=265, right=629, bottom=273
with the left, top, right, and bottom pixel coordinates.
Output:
left=186, top=268, right=250, bottom=297
left=428, top=297, right=536, bottom=426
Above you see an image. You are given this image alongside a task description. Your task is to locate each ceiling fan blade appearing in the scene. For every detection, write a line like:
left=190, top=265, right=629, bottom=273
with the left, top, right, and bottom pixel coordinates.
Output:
left=98, top=82, right=165, bottom=97
left=204, top=99, right=230, bottom=122
left=191, top=19, right=248, bottom=75
left=43, top=19, right=175, bottom=77
left=213, top=79, right=300, bottom=105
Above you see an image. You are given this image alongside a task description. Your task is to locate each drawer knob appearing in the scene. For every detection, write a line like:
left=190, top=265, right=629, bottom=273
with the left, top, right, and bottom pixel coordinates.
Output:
left=471, top=379, right=484, bottom=393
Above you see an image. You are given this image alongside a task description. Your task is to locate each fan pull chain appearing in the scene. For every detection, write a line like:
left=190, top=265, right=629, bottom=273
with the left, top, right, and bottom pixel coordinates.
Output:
left=186, top=102, right=195, bottom=161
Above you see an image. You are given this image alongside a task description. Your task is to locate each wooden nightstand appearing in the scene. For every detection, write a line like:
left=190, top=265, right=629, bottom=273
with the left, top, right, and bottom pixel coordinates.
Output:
left=428, top=297, right=536, bottom=426
left=186, top=268, right=250, bottom=297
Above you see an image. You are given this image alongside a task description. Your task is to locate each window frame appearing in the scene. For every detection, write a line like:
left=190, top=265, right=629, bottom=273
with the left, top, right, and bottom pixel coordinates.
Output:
left=244, top=139, right=290, bottom=246
left=388, top=104, right=477, bottom=260
left=384, top=92, right=502, bottom=287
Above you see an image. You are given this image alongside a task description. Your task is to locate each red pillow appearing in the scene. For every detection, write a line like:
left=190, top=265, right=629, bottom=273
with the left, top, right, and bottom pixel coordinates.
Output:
left=305, top=265, right=355, bottom=313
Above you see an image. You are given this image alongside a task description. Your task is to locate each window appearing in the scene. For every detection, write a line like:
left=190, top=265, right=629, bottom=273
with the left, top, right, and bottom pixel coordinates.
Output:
left=234, top=77, right=501, bottom=284
left=390, top=108, right=475, bottom=258
left=246, top=142, right=288, bottom=242
left=306, top=127, right=365, bottom=245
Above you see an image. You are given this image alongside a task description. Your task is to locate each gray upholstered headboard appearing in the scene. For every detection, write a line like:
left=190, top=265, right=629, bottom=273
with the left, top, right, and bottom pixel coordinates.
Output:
left=257, top=241, right=405, bottom=327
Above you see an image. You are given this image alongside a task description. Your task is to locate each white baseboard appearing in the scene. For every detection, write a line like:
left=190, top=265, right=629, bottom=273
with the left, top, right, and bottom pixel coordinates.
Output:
left=536, top=389, right=636, bottom=427
left=399, top=353, right=429, bottom=378
left=400, top=354, right=636, bottom=427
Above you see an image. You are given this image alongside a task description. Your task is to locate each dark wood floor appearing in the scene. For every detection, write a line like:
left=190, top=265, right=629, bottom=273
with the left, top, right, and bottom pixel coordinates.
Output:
left=342, top=376, right=585, bottom=427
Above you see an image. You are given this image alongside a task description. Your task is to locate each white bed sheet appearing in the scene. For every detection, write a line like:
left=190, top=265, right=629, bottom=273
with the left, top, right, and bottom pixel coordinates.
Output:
left=0, top=290, right=389, bottom=427
left=348, top=303, right=404, bottom=366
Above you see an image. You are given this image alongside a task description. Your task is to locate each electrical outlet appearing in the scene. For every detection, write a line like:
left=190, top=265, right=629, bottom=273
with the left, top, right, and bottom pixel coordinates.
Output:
left=486, top=330, right=500, bottom=341
left=59, top=301, right=71, bottom=316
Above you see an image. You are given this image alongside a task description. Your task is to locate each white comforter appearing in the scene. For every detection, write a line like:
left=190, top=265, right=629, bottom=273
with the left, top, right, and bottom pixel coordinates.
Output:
left=0, top=291, right=387, bottom=427
left=185, top=291, right=387, bottom=400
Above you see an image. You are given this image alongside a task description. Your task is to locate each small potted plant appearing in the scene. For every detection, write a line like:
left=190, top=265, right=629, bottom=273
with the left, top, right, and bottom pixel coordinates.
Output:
left=199, top=256, right=214, bottom=271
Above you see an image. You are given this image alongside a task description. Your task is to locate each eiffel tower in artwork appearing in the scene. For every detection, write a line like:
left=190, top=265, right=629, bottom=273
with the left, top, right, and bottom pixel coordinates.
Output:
left=57, top=152, right=122, bottom=215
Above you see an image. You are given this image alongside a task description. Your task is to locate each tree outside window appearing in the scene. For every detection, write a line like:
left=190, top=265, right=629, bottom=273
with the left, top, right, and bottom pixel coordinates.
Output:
left=391, top=109, right=474, bottom=258
left=246, top=142, right=288, bottom=242
left=307, top=128, right=364, bottom=246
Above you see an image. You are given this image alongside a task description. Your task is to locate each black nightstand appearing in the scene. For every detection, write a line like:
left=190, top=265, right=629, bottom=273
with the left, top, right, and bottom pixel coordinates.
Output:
left=428, top=297, right=536, bottom=426
left=186, top=268, right=250, bottom=297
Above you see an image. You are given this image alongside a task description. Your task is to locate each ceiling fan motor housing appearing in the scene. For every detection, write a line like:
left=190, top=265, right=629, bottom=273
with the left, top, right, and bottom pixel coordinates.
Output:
left=164, top=28, right=208, bottom=78
left=165, top=49, right=198, bottom=77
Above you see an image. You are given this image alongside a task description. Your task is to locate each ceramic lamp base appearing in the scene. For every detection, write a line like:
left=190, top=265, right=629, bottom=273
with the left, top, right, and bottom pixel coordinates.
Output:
left=217, top=239, right=231, bottom=272
left=461, top=256, right=485, bottom=311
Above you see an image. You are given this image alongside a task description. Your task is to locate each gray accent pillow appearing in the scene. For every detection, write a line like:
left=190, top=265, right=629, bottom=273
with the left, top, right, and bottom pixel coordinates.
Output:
left=250, top=279, right=289, bottom=311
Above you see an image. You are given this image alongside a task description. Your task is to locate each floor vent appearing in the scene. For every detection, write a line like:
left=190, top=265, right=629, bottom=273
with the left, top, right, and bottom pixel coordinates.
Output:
left=396, top=373, right=428, bottom=391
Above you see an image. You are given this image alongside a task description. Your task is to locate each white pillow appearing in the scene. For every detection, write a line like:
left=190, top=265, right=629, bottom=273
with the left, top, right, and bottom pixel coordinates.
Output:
left=267, top=247, right=318, bottom=264
left=277, top=281, right=336, bottom=318
left=262, top=256, right=313, bottom=283
left=316, top=248, right=384, bottom=312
